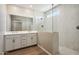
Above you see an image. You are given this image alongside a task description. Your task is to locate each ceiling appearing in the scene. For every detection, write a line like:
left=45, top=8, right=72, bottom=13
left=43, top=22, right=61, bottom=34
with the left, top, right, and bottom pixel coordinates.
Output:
left=12, top=4, right=52, bottom=12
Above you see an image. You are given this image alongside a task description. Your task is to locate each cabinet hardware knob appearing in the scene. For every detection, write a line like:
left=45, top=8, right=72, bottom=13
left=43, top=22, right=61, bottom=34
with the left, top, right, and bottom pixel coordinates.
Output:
left=13, top=39, right=15, bottom=43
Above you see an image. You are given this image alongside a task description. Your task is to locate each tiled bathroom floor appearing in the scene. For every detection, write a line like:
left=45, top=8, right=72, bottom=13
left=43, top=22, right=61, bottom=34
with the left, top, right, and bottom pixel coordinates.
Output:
left=59, top=46, right=79, bottom=55
left=6, top=45, right=79, bottom=55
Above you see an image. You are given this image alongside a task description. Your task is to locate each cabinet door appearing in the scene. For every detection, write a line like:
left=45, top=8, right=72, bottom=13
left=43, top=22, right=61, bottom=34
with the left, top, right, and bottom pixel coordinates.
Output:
left=5, top=36, right=13, bottom=51
left=27, top=33, right=37, bottom=46
left=31, top=33, right=37, bottom=45
left=26, top=34, right=32, bottom=46
left=21, top=38, right=27, bottom=47
left=13, top=35, right=21, bottom=49
left=20, top=34, right=27, bottom=48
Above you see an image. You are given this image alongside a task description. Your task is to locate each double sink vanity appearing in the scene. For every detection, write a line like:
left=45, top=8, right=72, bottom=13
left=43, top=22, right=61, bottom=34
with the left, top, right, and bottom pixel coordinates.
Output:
left=4, top=31, right=38, bottom=52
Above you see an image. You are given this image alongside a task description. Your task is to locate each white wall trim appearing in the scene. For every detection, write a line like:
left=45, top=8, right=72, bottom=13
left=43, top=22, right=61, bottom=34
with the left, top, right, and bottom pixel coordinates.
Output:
left=38, top=44, right=52, bottom=55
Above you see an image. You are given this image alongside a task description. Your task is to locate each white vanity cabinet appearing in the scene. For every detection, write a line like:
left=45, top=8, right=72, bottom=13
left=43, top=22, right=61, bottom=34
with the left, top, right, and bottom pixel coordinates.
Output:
left=5, top=35, right=14, bottom=51
left=4, top=32, right=38, bottom=51
left=13, top=35, right=21, bottom=49
left=5, top=35, right=21, bottom=51
left=27, top=33, right=37, bottom=46
left=30, top=33, right=37, bottom=45
left=20, top=34, right=27, bottom=48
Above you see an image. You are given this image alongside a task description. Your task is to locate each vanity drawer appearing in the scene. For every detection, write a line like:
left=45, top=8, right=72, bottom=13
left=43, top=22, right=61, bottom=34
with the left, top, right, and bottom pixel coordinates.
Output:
left=21, top=44, right=27, bottom=47
left=21, top=40, right=27, bottom=43
left=21, top=41, right=27, bottom=47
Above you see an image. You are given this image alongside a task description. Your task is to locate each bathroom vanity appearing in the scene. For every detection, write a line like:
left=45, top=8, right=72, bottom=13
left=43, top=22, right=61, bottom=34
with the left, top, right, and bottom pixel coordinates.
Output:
left=4, top=31, right=38, bottom=52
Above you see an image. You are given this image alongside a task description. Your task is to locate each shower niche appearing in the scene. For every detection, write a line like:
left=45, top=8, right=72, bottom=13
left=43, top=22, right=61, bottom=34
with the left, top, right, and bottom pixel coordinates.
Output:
left=10, top=15, right=33, bottom=31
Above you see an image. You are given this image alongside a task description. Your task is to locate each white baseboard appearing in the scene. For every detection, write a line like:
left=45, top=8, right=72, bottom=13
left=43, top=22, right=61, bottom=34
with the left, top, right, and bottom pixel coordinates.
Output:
left=38, top=44, right=52, bottom=55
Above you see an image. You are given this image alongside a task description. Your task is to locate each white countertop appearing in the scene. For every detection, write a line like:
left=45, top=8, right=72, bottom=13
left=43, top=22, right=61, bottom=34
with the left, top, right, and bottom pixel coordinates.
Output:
left=4, top=31, right=38, bottom=35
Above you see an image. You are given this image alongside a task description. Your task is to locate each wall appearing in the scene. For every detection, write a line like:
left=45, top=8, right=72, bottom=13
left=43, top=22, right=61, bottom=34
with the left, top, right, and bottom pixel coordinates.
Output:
left=6, top=5, right=34, bottom=31
left=33, top=10, right=45, bottom=31
left=6, top=5, right=45, bottom=32
left=0, top=4, right=7, bottom=52
left=38, top=32, right=59, bottom=54
left=7, top=5, right=33, bottom=17
left=53, top=4, right=79, bottom=51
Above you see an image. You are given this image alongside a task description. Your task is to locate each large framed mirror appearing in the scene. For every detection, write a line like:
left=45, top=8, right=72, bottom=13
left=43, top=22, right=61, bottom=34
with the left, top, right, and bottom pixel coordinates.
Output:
left=10, top=15, right=33, bottom=31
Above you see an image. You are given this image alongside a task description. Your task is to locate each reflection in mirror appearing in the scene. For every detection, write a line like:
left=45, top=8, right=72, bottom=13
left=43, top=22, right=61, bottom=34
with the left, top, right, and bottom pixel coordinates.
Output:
left=10, top=15, right=33, bottom=31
